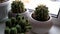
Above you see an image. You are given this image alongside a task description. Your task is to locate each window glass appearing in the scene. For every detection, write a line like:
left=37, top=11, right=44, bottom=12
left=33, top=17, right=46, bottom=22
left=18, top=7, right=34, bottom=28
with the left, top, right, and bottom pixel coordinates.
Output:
left=11, top=0, right=60, bottom=17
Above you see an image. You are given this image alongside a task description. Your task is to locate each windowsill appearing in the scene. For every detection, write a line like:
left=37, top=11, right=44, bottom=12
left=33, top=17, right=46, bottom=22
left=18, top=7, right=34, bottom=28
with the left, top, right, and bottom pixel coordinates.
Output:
left=0, top=17, right=60, bottom=34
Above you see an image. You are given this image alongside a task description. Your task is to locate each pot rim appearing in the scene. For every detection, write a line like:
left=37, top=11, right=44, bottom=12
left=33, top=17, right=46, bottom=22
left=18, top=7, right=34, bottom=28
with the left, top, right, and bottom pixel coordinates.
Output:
left=0, top=0, right=10, bottom=6
left=9, top=9, right=28, bottom=15
left=30, top=12, right=52, bottom=23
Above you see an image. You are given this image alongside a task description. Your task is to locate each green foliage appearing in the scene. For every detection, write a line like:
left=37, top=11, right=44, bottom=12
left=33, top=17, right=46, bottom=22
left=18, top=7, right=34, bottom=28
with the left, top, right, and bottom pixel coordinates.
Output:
left=4, top=27, right=10, bottom=34
left=11, top=1, right=26, bottom=13
left=10, top=27, right=17, bottom=34
left=34, top=5, right=49, bottom=21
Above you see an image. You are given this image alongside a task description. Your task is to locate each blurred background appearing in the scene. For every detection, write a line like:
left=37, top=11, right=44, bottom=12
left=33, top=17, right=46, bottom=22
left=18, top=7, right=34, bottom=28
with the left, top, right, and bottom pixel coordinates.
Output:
left=10, top=0, right=60, bottom=17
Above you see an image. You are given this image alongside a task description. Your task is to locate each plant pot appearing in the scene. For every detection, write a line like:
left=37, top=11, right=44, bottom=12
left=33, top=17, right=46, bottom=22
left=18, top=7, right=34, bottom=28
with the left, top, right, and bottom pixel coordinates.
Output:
left=8, top=9, right=29, bottom=19
left=28, top=12, right=53, bottom=34
left=0, top=0, right=10, bottom=22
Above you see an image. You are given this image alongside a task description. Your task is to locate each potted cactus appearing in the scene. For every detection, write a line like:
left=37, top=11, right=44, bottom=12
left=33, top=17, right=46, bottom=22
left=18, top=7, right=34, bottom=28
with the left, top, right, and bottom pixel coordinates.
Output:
left=28, top=4, right=53, bottom=34
left=8, top=0, right=28, bottom=18
left=0, top=0, right=10, bottom=22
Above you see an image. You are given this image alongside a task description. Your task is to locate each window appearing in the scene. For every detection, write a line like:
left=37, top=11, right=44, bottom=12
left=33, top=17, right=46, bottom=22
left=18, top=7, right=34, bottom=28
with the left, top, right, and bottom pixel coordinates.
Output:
left=11, top=0, right=60, bottom=18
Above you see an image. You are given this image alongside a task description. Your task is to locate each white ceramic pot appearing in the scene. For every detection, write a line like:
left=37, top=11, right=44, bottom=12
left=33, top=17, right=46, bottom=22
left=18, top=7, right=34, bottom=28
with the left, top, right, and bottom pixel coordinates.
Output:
left=0, top=0, right=10, bottom=22
left=28, top=12, right=53, bottom=34
left=8, top=9, right=29, bottom=19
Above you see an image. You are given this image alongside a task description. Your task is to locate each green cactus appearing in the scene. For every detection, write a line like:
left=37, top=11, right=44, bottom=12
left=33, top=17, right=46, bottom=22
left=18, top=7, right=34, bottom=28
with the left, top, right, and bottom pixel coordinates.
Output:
left=19, top=21, right=26, bottom=33
left=16, top=14, right=20, bottom=19
left=5, top=19, right=11, bottom=28
left=11, top=1, right=26, bottom=13
left=26, top=26, right=32, bottom=29
left=16, top=16, right=22, bottom=21
left=10, top=27, right=17, bottom=34
left=33, top=5, right=49, bottom=21
left=25, top=19, right=30, bottom=26
left=20, top=33, right=25, bottom=34
left=16, top=14, right=25, bottom=24
left=25, top=26, right=32, bottom=32
left=19, top=19, right=31, bottom=32
left=26, top=29, right=30, bottom=32
left=16, top=14, right=24, bottom=20
left=16, top=24, right=21, bottom=33
left=4, top=27, right=10, bottom=34
left=11, top=17, right=17, bottom=27
left=21, top=16, right=25, bottom=20
left=16, top=15, right=32, bottom=32
left=5, top=14, right=32, bottom=34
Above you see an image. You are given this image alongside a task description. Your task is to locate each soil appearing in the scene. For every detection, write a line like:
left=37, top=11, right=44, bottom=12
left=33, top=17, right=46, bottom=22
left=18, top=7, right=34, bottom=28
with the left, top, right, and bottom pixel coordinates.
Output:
left=32, top=13, right=50, bottom=21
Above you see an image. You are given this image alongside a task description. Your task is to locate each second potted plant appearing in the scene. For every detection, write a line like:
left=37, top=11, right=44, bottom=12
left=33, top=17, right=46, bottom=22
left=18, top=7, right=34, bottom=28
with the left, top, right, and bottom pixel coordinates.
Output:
left=8, top=0, right=28, bottom=18
left=28, top=4, right=53, bottom=34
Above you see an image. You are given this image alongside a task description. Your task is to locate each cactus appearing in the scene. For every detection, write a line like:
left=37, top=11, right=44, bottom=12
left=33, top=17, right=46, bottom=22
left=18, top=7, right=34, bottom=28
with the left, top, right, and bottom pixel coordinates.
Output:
left=16, top=14, right=32, bottom=32
left=26, top=26, right=32, bottom=29
left=11, top=17, right=16, bottom=27
left=16, top=24, right=21, bottom=33
left=16, top=16, right=22, bottom=21
left=20, top=33, right=25, bottom=34
left=25, top=26, right=32, bottom=32
left=16, top=14, right=25, bottom=24
left=19, top=20, right=26, bottom=33
left=10, top=27, right=17, bottom=34
left=16, top=14, right=24, bottom=20
left=5, top=14, right=32, bottom=34
left=5, top=19, right=11, bottom=28
left=16, top=14, right=20, bottom=19
left=25, top=19, right=30, bottom=26
left=4, top=27, right=10, bottom=34
left=33, top=5, right=49, bottom=21
left=11, top=1, right=26, bottom=13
